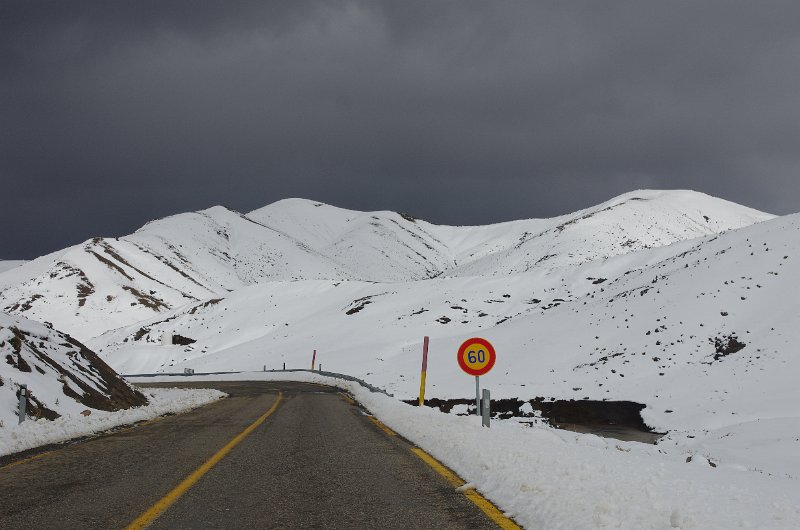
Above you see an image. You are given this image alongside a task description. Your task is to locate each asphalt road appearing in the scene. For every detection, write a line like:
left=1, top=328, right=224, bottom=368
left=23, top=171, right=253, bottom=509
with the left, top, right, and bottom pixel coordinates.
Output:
left=0, top=381, right=505, bottom=529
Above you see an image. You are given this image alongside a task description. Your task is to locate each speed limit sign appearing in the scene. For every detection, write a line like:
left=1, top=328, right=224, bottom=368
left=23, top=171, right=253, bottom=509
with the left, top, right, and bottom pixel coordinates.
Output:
left=457, top=337, right=496, bottom=376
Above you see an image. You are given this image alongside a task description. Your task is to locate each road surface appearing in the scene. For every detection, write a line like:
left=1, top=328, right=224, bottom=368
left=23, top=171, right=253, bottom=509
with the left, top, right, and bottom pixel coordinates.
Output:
left=0, top=381, right=511, bottom=529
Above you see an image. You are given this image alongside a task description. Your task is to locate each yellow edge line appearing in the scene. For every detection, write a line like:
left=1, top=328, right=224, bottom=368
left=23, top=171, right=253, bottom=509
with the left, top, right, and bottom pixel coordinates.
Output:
left=411, top=447, right=521, bottom=530
left=1, top=415, right=173, bottom=473
left=114, top=415, right=167, bottom=436
left=368, top=416, right=397, bottom=436
left=0, top=451, right=51, bottom=472
left=125, top=392, right=284, bottom=530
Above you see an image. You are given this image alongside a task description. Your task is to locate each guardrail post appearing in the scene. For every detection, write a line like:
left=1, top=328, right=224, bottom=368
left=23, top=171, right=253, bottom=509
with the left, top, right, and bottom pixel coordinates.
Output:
left=18, top=384, right=28, bottom=424
left=481, top=389, right=490, bottom=428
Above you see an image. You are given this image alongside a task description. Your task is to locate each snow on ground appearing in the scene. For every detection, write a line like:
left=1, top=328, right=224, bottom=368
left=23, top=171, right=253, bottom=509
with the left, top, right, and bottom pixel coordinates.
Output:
left=0, top=387, right=225, bottom=458
left=0, top=261, right=26, bottom=274
left=129, top=371, right=800, bottom=530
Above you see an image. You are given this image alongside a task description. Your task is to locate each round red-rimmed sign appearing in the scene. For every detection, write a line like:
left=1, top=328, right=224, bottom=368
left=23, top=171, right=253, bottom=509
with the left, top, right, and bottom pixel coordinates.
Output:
left=457, top=337, right=496, bottom=376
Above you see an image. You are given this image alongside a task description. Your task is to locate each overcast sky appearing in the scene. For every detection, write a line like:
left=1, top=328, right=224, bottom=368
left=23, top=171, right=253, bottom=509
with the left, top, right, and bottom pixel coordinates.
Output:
left=3, top=1, right=800, bottom=259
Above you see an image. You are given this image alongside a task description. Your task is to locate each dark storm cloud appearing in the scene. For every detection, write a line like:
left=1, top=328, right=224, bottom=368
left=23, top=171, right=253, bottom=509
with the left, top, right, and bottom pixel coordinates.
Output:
left=3, top=1, right=800, bottom=258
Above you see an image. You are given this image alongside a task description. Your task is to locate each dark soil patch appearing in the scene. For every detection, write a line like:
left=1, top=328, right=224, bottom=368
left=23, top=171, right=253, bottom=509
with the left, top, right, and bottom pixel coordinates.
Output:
left=5, top=294, right=43, bottom=312
left=188, top=298, right=223, bottom=314
left=710, top=334, right=746, bottom=361
left=122, top=286, right=168, bottom=311
left=76, top=282, right=95, bottom=307
left=133, top=327, right=149, bottom=341
left=170, top=334, right=196, bottom=346
left=346, top=301, right=371, bottom=315
left=345, top=295, right=375, bottom=315
left=89, top=250, right=134, bottom=281
left=407, top=397, right=661, bottom=443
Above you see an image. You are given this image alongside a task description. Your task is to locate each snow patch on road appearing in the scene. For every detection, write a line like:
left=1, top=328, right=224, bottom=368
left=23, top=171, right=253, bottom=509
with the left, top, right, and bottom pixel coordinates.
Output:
left=0, top=387, right=225, bottom=458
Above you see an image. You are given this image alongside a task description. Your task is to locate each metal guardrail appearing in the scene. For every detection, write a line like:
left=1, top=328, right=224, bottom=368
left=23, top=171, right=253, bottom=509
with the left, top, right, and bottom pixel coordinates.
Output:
left=125, top=369, right=393, bottom=397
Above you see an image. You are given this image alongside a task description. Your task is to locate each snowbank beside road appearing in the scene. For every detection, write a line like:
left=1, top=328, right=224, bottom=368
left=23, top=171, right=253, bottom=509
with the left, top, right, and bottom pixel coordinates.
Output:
left=0, top=387, right=225, bottom=458
left=129, top=372, right=800, bottom=529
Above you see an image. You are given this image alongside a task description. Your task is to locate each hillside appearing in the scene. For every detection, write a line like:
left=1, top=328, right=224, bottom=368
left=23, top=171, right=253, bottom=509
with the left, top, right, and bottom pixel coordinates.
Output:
left=0, top=312, right=147, bottom=427
left=0, top=207, right=355, bottom=341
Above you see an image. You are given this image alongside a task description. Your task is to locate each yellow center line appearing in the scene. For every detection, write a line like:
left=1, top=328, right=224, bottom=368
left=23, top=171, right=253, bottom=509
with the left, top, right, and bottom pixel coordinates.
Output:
left=411, top=447, right=521, bottom=530
left=125, top=392, right=284, bottom=530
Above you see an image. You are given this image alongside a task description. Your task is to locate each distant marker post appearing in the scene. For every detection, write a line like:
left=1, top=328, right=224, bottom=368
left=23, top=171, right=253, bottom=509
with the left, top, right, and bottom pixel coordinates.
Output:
left=311, top=349, right=317, bottom=371
left=418, top=336, right=429, bottom=406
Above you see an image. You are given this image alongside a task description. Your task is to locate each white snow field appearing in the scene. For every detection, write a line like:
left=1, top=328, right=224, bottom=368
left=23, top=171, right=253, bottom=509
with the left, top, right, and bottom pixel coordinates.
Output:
left=0, top=261, right=26, bottom=274
left=3, top=188, right=800, bottom=527
left=130, top=371, right=800, bottom=530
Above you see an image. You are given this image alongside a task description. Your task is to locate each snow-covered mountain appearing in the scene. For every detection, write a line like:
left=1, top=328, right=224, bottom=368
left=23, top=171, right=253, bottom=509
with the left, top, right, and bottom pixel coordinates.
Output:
left=0, top=190, right=769, bottom=342
left=0, top=312, right=147, bottom=427
left=441, top=189, right=771, bottom=276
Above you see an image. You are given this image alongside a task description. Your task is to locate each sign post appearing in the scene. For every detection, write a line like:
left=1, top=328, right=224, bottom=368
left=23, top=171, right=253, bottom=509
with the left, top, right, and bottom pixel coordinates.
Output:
left=456, top=338, right=496, bottom=418
left=18, top=384, right=27, bottom=424
left=418, top=336, right=429, bottom=406
left=475, top=376, right=480, bottom=417
left=311, top=349, right=316, bottom=371
left=482, top=388, right=491, bottom=428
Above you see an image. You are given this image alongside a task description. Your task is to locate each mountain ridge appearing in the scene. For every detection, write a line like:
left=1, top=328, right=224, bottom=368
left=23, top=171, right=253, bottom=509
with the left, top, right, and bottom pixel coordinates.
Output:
left=0, top=189, right=772, bottom=343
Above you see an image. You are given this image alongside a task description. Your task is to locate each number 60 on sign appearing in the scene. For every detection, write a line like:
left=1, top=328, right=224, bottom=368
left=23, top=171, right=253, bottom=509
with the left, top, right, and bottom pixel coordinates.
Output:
left=457, top=337, right=496, bottom=376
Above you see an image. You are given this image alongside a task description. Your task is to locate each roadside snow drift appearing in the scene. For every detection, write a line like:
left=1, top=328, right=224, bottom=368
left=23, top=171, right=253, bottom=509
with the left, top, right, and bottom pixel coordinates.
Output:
left=0, top=386, right=225, bottom=457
